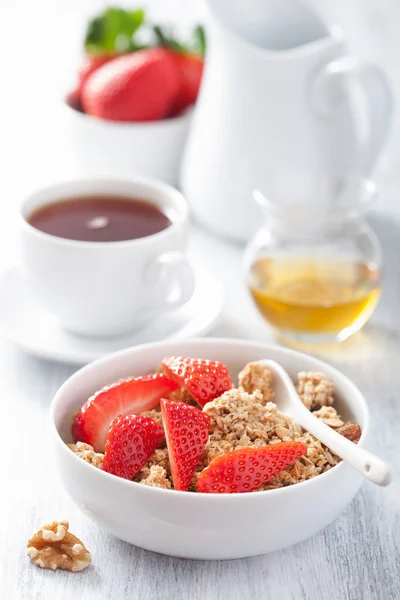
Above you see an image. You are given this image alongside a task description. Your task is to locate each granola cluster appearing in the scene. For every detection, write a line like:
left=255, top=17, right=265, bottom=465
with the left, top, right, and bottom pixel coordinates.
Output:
left=68, top=360, right=361, bottom=492
left=67, top=442, right=104, bottom=469
left=296, top=371, right=335, bottom=410
left=238, top=361, right=275, bottom=403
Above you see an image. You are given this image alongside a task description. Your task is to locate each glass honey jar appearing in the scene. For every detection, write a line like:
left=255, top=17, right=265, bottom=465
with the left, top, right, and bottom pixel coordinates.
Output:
left=244, top=179, right=382, bottom=345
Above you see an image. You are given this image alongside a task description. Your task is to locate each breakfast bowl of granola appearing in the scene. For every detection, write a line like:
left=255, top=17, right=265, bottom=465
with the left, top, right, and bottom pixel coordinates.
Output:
left=51, top=338, right=369, bottom=559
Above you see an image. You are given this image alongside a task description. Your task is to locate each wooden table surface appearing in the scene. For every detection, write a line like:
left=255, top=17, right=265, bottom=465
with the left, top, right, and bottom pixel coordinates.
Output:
left=1, top=1, right=399, bottom=599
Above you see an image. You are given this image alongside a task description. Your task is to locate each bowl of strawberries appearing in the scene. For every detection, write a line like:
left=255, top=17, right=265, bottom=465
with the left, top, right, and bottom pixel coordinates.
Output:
left=51, top=338, right=370, bottom=560
left=64, top=7, right=205, bottom=184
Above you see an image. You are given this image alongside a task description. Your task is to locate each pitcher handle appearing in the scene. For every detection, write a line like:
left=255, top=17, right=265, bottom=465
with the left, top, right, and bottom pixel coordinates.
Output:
left=312, top=57, right=393, bottom=175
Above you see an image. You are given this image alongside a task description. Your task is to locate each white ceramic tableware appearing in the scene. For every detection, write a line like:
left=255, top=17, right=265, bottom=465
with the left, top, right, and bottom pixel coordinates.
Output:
left=181, top=0, right=392, bottom=242
left=20, top=177, right=195, bottom=337
left=52, top=338, right=371, bottom=560
left=63, top=98, right=192, bottom=186
left=260, top=359, right=391, bottom=486
left=0, top=263, right=223, bottom=364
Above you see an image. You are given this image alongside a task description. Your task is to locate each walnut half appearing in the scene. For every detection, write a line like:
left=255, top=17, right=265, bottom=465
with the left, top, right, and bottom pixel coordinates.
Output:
left=27, top=521, right=91, bottom=572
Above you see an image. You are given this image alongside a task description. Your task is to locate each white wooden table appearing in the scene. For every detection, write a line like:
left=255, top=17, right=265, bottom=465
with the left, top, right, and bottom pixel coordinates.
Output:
left=1, top=1, right=399, bottom=599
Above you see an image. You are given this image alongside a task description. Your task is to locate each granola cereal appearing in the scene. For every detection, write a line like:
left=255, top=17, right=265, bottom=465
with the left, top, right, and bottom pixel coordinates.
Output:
left=135, top=447, right=171, bottom=482
left=139, top=465, right=172, bottom=489
left=312, top=406, right=344, bottom=428
left=202, top=389, right=302, bottom=464
left=27, top=521, right=91, bottom=572
left=68, top=357, right=361, bottom=494
left=297, top=371, right=335, bottom=410
left=67, top=442, right=104, bottom=468
left=168, top=386, right=197, bottom=405
left=238, top=361, right=275, bottom=403
left=140, top=409, right=163, bottom=426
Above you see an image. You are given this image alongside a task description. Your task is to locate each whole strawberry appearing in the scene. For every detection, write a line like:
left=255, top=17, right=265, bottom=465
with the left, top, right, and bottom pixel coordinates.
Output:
left=169, top=52, right=204, bottom=115
left=102, top=415, right=164, bottom=480
left=81, top=48, right=180, bottom=121
left=161, top=398, right=210, bottom=491
left=162, top=356, right=232, bottom=407
left=197, top=442, right=307, bottom=493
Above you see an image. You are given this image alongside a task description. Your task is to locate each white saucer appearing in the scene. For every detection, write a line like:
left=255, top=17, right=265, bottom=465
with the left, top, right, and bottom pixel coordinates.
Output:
left=0, top=264, right=224, bottom=365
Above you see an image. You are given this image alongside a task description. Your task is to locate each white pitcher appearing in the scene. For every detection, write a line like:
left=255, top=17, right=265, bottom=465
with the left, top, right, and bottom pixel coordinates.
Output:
left=180, top=0, right=392, bottom=242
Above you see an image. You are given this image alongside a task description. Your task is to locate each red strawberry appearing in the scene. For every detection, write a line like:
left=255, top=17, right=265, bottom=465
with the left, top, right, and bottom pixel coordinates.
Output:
left=169, top=52, right=204, bottom=115
left=76, top=53, right=117, bottom=98
left=162, top=356, right=232, bottom=407
left=72, top=373, right=178, bottom=452
left=81, top=48, right=180, bottom=122
left=102, top=415, right=164, bottom=480
left=197, top=442, right=307, bottom=493
left=160, top=398, right=210, bottom=491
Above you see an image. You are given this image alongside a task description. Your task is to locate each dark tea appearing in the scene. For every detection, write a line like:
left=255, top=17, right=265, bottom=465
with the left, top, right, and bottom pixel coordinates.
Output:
left=28, top=195, right=171, bottom=242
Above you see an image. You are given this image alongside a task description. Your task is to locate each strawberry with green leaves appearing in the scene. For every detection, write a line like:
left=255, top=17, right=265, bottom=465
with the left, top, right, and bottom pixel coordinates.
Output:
left=72, top=8, right=206, bottom=120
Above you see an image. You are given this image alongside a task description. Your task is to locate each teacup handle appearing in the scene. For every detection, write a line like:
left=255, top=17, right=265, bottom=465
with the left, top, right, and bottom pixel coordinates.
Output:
left=312, top=57, right=393, bottom=175
left=144, top=251, right=195, bottom=311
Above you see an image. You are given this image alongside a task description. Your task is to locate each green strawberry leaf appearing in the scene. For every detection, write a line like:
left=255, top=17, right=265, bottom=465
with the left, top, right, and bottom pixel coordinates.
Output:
left=85, top=7, right=145, bottom=54
left=153, top=23, right=206, bottom=57
left=153, top=25, right=187, bottom=54
left=191, top=25, right=206, bottom=57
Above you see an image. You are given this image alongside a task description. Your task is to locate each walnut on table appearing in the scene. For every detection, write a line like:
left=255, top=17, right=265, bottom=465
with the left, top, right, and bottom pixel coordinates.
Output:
left=297, top=371, right=335, bottom=410
left=27, top=521, right=91, bottom=572
left=238, top=362, right=275, bottom=403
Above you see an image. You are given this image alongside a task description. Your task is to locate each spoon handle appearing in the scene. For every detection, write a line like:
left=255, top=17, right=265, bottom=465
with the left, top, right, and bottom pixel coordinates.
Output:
left=294, top=408, right=392, bottom=486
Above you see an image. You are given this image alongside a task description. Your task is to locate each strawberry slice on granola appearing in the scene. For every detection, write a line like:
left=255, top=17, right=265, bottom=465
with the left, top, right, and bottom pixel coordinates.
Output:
left=160, top=398, right=210, bottom=491
left=161, top=356, right=232, bottom=407
left=102, top=415, right=164, bottom=480
left=72, top=373, right=178, bottom=452
left=197, top=441, right=307, bottom=493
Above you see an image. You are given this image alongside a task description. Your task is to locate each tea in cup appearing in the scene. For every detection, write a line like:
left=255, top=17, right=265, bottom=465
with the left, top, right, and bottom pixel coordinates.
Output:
left=20, top=177, right=195, bottom=337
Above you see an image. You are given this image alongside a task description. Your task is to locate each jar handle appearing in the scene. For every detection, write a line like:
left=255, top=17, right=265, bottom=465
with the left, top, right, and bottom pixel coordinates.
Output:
left=311, top=57, right=393, bottom=175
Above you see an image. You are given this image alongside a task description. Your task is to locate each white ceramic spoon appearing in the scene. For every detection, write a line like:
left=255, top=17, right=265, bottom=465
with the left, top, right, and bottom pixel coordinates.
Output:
left=259, top=359, right=392, bottom=486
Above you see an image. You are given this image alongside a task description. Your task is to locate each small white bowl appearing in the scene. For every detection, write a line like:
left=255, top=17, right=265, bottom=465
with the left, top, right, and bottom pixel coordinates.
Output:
left=62, top=97, right=192, bottom=186
left=51, top=338, right=369, bottom=560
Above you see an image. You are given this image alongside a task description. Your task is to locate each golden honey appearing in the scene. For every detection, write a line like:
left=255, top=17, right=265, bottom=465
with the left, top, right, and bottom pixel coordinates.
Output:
left=249, top=257, right=380, bottom=336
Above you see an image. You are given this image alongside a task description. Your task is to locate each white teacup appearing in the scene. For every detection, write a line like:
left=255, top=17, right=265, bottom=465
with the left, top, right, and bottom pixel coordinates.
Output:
left=20, top=177, right=195, bottom=337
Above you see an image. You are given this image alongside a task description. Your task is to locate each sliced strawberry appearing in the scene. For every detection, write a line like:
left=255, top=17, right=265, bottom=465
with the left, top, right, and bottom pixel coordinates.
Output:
left=161, top=356, right=232, bottom=407
left=197, top=442, right=307, bottom=493
left=72, top=373, right=178, bottom=452
left=160, top=398, right=210, bottom=491
left=102, top=415, right=164, bottom=480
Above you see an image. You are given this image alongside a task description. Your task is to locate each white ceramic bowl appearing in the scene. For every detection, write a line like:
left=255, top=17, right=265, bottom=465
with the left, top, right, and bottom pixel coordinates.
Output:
left=62, top=98, right=192, bottom=186
left=51, top=338, right=369, bottom=560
